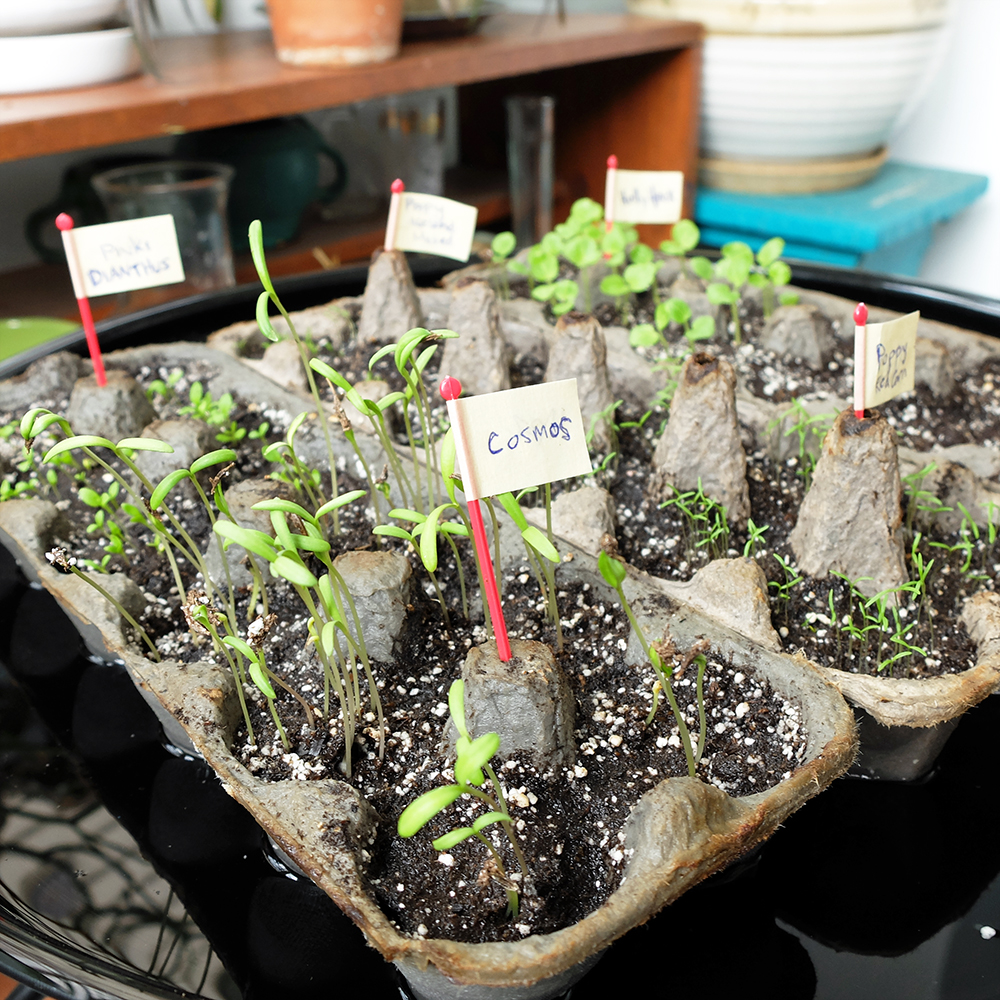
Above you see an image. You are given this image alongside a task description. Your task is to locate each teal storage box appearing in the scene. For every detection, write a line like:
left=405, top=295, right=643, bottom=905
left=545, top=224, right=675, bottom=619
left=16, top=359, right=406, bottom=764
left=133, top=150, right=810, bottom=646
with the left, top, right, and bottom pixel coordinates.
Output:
left=695, top=162, right=988, bottom=276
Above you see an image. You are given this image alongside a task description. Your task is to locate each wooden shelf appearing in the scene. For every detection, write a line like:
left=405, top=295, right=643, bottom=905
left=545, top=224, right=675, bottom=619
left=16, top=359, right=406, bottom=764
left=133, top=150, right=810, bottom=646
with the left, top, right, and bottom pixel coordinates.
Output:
left=0, top=14, right=702, bottom=163
left=0, top=13, right=703, bottom=316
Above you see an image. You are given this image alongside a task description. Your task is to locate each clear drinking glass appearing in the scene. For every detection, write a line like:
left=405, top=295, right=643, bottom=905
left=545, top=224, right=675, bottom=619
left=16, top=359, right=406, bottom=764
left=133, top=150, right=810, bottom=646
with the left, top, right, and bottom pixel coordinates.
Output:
left=505, top=95, right=555, bottom=249
left=92, top=161, right=236, bottom=309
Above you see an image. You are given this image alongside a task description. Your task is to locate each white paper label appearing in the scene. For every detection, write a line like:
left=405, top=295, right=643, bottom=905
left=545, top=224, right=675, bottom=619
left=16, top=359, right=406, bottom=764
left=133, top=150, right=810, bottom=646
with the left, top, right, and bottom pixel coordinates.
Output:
left=864, top=311, right=919, bottom=408
left=449, top=380, right=592, bottom=500
left=611, top=169, right=683, bottom=225
left=393, top=192, right=478, bottom=262
left=69, top=215, right=185, bottom=298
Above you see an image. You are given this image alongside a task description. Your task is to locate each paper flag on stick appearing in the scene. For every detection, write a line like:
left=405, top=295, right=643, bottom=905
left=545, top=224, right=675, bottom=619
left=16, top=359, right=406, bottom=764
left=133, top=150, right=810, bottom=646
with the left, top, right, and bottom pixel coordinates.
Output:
left=63, top=215, right=185, bottom=298
left=604, top=163, right=683, bottom=225
left=384, top=188, right=478, bottom=262
left=854, top=308, right=920, bottom=412
left=443, top=379, right=592, bottom=501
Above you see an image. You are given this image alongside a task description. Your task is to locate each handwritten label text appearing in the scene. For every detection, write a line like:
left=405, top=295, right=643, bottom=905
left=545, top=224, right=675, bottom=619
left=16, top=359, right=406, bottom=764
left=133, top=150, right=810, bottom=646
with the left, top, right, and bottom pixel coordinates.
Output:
left=863, top=310, right=919, bottom=408
left=72, top=215, right=185, bottom=297
left=394, top=192, right=478, bottom=262
left=612, top=169, right=683, bottom=225
left=448, top=380, right=591, bottom=499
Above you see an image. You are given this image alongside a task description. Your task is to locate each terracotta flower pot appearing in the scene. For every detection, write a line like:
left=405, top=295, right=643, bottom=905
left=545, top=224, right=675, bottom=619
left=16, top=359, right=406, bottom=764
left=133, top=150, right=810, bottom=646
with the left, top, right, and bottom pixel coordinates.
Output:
left=266, top=0, right=404, bottom=66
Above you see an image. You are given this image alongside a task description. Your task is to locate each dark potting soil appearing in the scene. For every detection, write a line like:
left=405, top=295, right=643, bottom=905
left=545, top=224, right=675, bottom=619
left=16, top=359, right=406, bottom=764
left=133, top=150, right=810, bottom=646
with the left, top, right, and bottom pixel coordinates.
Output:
left=230, top=575, right=805, bottom=943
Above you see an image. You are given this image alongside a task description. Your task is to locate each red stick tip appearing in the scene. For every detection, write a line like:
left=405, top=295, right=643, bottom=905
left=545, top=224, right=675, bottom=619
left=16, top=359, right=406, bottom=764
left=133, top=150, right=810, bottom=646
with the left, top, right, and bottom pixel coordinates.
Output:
left=391, top=178, right=405, bottom=194
left=439, top=376, right=462, bottom=401
left=854, top=409, right=865, bottom=420
left=607, top=154, right=618, bottom=169
left=55, top=212, right=75, bottom=232
left=854, top=302, right=868, bottom=325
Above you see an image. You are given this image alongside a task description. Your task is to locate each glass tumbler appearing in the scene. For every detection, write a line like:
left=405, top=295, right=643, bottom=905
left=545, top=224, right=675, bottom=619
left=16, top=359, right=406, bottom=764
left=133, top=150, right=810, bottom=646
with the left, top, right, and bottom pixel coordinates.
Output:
left=505, top=95, right=555, bottom=249
left=92, top=161, right=236, bottom=309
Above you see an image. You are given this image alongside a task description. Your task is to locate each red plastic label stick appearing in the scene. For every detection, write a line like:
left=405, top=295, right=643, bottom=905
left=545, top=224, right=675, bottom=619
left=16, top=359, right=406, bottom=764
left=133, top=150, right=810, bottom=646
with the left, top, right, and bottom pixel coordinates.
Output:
left=853, top=301, right=868, bottom=419
left=440, top=376, right=512, bottom=661
left=56, top=212, right=106, bottom=387
left=604, top=154, right=618, bottom=234
left=384, top=178, right=405, bottom=252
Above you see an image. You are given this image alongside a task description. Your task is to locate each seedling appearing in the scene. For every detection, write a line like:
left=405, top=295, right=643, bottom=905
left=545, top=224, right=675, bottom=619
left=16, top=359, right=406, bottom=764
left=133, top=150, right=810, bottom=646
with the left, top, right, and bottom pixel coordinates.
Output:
left=630, top=296, right=714, bottom=352
left=597, top=550, right=707, bottom=775
left=743, top=519, right=769, bottom=560
left=397, top=679, right=528, bottom=916
left=658, top=481, right=730, bottom=561
left=769, top=400, right=836, bottom=492
left=490, top=231, right=517, bottom=299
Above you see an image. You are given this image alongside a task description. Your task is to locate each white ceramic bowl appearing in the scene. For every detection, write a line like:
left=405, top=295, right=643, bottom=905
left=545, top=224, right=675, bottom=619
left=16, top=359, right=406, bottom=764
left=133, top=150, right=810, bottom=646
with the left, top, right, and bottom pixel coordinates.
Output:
left=0, top=0, right=124, bottom=36
left=0, top=26, right=140, bottom=94
left=700, top=28, right=944, bottom=160
left=627, top=0, right=950, bottom=34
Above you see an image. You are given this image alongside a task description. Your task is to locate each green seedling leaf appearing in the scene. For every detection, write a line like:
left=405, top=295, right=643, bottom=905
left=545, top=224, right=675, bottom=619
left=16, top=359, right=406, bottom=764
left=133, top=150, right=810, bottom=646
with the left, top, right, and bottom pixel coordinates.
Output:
left=689, top=256, right=714, bottom=281
left=756, top=236, right=785, bottom=268
left=630, top=242, right=655, bottom=265
left=253, top=498, right=315, bottom=522
left=600, top=274, right=630, bottom=298
left=438, top=522, right=469, bottom=537
left=496, top=492, right=528, bottom=531
left=629, top=324, right=659, bottom=348
left=432, top=827, right=476, bottom=851
left=368, top=343, right=397, bottom=370
left=248, top=220, right=277, bottom=299
left=77, top=487, right=103, bottom=507
left=506, top=259, right=529, bottom=277
left=706, top=282, right=738, bottom=306
left=389, top=508, right=427, bottom=524
left=420, top=504, right=453, bottom=573
left=624, top=261, right=656, bottom=294
left=492, top=231, right=516, bottom=259
left=522, top=524, right=558, bottom=564
left=43, top=435, right=115, bottom=462
left=768, top=260, right=792, bottom=286
left=248, top=658, right=276, bottom=700
left=315, top=490, right=367, bottom=519
left=256, top=290, right=281, bottom=342
left=569, top=196, right=604, bottom=225
left=672, top=219, right=700, bottom=253
left=746, top=273, right=768, bottom=288
left=190, top=448, right=238, bottom=473
left=449, top=678, right=469, bottom=740
left=688, top=315, right=716, bottom=341
left=398, top=784, right=465, bottom=837
left=271, top=552, right=318, bottom=588
left=454, top=732, right=501, bottom=787
left=472, top=811, right=510, bottom=833
left=779, top=291, right=800, bottom=306
left=373, top=525, right=413, bottom=541
left=598, top=550, right=626, bottom=588
left=667, top=297, right=692, bottom=325
left=117, top=437, right=174, bottom=453
left=565, top=234, right=601, bottom=270
left=222, top=635, right=256, bottom=661
left=286, top=410, right=310, bottom=445
left=270, top=510, right=297, bottom=551
left=150, top=469, right=191, bottom=509
left=292, top=533, right=331, bottom=555
left=213, top=520, right=278, bottom=561
left=532, top=283, right=557, bottom=303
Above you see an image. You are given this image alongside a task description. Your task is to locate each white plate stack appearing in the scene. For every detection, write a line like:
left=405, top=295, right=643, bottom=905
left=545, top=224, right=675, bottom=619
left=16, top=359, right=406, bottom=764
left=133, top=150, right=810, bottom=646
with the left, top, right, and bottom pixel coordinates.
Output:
left=0, top=0, right=141, bottom=95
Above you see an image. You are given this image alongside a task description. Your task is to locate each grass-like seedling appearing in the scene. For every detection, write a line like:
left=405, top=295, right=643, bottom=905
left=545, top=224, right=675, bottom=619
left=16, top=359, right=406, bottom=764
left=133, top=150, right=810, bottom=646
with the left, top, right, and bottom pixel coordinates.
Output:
left=901, top=461, right=952, bottom=537
left=658, top=481, right=730, bottom=561
left=743, top=518, right=769, bottom=560
left=769, top=400, right=837, bottom=492
left=768, top=553, right=802, bottom=624
left=397, top=679, right=527, bottom=916
left=597, top=549, right=707, bottom=776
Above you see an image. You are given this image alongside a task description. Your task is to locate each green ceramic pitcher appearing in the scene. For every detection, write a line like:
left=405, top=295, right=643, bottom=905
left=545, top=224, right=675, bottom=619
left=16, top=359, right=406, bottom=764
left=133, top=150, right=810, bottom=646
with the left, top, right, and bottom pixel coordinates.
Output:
left=175, top=116, right=348, bottom=251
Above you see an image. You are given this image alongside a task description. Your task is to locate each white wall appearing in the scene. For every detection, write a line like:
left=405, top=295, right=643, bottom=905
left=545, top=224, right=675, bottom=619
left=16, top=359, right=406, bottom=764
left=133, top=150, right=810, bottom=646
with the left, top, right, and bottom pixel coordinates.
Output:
left=889, top=0, right=1000, bottom=300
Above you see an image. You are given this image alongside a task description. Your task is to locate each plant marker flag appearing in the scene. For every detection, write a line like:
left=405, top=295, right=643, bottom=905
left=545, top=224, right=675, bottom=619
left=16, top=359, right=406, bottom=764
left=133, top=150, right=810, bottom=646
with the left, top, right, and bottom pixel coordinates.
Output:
left=603, top=155, right=684, bottom=226
left=852, top=302, right=920, bottom=417
left=440, top=376, right=592, bottom=661
left=56, top=211, right=185, bottom=388
left=382, top=179, right=478, bottom=262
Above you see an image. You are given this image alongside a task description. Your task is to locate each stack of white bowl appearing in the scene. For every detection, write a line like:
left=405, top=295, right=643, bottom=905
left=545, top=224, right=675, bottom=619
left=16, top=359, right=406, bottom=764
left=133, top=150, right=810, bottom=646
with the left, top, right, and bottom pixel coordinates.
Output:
left=0, top=0, right=141, bottom=95
left=627, top=0, right=953, bottom=192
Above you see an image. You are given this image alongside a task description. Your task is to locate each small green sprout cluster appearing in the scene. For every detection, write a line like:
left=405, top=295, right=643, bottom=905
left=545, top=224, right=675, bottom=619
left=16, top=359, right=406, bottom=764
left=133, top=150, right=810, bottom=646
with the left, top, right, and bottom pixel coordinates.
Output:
left=658, top=481, right=730, bottom=561
left=398, top=679, right=527, bottom=916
